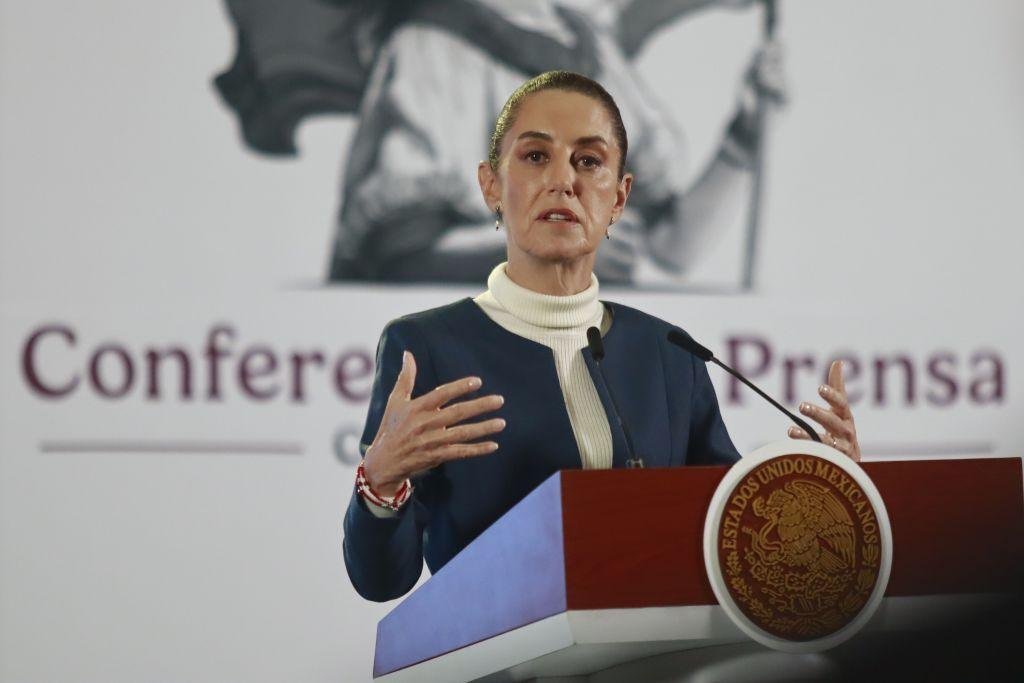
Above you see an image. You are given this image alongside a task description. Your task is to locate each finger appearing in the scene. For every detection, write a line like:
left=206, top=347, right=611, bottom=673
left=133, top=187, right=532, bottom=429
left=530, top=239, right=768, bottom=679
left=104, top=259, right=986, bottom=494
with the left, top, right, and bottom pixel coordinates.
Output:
left=817, top=383, right=851, bottom=419
left=425, top=418, right=507, bottom=447
left=828, top=360, right=847, bottom=395
left=789, top=427, right=861, bottom=462
left=799, top=401, right=851, bottom=438
left=427, top=440, right=500, bottom=465
left=416, top=375, right=483, bottom=411
left=788, top=425, right=846, bottom=450
left=788, top=426, right=824, bottom=441
left=426, top=394, right=505, bottom=429
left=388, top=351, right=417, bottom=403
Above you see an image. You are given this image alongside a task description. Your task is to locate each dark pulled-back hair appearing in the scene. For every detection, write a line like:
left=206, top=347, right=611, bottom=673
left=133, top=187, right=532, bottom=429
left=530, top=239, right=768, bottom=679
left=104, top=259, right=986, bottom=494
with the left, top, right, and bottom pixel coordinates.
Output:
left=488, top=71, right=628, bottom=178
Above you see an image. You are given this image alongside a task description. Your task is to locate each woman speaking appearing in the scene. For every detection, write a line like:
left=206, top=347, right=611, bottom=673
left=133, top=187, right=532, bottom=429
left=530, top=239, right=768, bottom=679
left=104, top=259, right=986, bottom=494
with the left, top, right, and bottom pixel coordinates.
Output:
left=343, top=71, right=860, bottom=602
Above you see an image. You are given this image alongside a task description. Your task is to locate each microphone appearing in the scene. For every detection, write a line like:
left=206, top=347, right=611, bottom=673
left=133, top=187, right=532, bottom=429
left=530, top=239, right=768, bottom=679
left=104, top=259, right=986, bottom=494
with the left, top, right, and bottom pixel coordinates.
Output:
left=586, top=327, right=644, bottom=468
left=666, top=329, right=822, bottom=443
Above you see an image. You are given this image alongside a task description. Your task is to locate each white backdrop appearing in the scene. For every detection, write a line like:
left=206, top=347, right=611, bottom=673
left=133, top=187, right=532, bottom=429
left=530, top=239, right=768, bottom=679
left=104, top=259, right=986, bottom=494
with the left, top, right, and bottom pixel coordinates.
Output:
left=1, top=1, right=1022, bottom=681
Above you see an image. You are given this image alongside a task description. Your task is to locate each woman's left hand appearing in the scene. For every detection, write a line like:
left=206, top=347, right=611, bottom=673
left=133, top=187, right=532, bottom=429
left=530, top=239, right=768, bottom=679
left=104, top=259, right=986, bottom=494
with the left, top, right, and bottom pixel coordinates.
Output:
left=788, top=360, right=862, bottom=463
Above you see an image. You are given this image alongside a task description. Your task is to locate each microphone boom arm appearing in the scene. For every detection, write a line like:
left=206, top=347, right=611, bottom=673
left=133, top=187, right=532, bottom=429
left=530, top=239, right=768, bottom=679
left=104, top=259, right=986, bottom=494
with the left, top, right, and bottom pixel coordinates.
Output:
left=709, top=356, right=822, bottom=443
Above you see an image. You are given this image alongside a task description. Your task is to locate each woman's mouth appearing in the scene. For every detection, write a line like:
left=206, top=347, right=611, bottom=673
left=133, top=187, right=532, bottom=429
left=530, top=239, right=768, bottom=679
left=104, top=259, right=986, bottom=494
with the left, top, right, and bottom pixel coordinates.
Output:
left=537, top=208, right=580, bottom=224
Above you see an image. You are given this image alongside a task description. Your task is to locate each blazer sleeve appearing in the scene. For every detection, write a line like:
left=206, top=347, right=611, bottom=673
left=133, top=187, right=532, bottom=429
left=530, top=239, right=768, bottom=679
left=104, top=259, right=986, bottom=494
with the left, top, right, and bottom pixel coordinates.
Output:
left=342, top=318, right=438, bottom=602
left=687, top=356, right=742, bottom=466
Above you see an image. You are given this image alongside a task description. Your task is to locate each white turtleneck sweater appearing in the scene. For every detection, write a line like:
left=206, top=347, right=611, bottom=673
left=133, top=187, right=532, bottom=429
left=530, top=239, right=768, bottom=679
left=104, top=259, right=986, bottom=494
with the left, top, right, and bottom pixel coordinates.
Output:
left=364, top=262, right=614, bottom=518
left=473, top=262, right=614, bottom=469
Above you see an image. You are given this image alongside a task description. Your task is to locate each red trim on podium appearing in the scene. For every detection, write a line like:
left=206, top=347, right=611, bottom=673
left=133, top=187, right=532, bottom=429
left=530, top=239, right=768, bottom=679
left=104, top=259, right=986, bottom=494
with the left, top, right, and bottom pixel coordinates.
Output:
left=867, top=458, right=1023, bottom=595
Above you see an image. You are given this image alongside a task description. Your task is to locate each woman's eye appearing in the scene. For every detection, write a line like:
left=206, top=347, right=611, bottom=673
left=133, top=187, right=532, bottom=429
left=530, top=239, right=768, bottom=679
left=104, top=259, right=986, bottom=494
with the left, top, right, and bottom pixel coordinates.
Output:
left=576, top=155, right=602, bottom=169
left=524, top=151, right=547, bottom=163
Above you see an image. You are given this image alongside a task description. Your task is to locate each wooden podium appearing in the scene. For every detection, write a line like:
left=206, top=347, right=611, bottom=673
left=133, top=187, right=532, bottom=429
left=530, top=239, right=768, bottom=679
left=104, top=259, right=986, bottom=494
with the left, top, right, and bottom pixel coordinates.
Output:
left=371, top=458, right=1023, bottom=682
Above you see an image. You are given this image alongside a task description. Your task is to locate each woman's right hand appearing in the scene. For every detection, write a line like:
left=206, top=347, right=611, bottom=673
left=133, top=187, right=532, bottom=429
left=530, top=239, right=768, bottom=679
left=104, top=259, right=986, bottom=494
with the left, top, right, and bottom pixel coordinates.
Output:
left=362, top=351, right=507, bottom=496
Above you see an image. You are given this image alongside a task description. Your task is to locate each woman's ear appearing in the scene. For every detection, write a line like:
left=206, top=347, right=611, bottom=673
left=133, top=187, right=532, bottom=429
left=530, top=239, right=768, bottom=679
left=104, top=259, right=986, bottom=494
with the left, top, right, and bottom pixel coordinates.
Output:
left=611, top=172, right=633, bottom=222
left=478, top=161, right=501, bottom=212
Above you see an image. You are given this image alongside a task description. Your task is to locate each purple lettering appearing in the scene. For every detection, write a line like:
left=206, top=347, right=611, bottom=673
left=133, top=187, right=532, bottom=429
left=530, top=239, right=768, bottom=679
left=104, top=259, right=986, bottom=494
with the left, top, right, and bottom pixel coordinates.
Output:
left=290, top=350, right=325, bottom=402
left=238, top=347, right=279, bottom=400
left=726, top=335, right=772, bottom=404
left=334, top=350, right=373, bottom=401
left=969, top=351, right=1004, bottom=403
left=22, top=325, right=79, bottom=399
left=926, top=352, right=958, bottom=406
left=89, top=344, right=134, bottom=398
left=205, top=325, right=234, bottom=400
left=873, top=355, right=915, bottom=405
left=145, top=347, right=192, bottom=400
left=783, top=355, right=815, bottom=405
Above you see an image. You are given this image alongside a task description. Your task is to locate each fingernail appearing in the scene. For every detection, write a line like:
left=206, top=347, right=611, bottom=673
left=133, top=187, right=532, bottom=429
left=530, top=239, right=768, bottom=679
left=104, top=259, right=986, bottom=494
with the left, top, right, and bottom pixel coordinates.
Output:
left=818, top=384, right=831, bottom=396
left=799, top=402, right=811, bottom=414
left=495, top=395, right=505, bottom=405
left=788, top=427, right=799, bottom=436
left=488, top=442, right=499, bottom=451
left=468, top=377, right=481, bottom=388
left=496, top=419, right=507, bottom=428
left=402, top=351, right=409, bottom=367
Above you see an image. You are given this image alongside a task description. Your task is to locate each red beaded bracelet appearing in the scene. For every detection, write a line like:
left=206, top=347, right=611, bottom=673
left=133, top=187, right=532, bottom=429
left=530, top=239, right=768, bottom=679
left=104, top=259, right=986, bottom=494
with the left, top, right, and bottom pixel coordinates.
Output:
left=356, top=460, right=412, bottom=511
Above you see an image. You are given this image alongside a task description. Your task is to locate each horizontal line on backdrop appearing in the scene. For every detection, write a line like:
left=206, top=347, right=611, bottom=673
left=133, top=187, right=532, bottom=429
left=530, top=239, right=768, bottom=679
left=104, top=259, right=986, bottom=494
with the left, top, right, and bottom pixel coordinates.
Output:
left=861, top=442, right=994, bottom=457
left=39, top=440, right=304, bottom=456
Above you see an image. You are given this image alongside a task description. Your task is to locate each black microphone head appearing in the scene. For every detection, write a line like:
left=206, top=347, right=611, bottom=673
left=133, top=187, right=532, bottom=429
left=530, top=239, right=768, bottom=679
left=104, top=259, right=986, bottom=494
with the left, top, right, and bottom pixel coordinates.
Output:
left=586, top=326, right=605, bottom=361
left=667, top=329, right=714, bottom=362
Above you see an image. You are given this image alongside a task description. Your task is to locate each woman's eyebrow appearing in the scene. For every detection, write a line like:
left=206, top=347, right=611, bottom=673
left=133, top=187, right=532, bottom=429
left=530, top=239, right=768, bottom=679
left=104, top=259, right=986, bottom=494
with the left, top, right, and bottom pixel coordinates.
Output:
left=515, top=131, right=608, bottom=147
left=575, top=135, right=608, bottom=147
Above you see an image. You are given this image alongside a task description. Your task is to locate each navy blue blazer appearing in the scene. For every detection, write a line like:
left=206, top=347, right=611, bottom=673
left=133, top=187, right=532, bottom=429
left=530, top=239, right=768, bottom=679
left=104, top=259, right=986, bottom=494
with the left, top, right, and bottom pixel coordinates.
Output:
left=343, top=298, right=739, bottom=601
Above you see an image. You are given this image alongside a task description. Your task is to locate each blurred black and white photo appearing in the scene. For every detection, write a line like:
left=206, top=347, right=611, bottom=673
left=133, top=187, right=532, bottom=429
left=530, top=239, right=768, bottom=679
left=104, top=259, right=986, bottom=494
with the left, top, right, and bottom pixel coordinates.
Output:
left=216, top=0, right=786, bottom=287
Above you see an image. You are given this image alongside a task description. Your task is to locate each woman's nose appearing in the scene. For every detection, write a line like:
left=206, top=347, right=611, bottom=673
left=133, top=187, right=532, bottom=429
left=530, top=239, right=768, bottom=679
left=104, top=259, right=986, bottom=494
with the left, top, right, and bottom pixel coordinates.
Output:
left=545, top=162, right=576, bottom=196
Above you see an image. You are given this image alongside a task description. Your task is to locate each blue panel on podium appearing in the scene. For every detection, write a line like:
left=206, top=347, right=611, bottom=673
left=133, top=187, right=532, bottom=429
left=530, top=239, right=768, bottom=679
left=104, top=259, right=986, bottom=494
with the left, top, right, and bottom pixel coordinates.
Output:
left=373, top=472, right=568, bottom=677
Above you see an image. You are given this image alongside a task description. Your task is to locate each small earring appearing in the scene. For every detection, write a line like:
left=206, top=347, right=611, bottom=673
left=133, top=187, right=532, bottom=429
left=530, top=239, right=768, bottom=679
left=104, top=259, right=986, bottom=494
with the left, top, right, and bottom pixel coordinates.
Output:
left=605, top=229, right=610, bottom=240
left=494, top=205, right=503, bottom=231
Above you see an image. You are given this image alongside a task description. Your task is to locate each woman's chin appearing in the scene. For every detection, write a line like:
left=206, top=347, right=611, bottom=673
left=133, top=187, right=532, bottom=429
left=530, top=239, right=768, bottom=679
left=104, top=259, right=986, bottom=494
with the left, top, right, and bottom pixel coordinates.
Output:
left=531, top=242, right=598, bottom=263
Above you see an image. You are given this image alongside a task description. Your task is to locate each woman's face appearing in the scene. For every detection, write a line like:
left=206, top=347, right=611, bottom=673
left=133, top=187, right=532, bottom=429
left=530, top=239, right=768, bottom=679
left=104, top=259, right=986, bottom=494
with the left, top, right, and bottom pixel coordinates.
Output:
left=479, top=89, right=632, bottom=267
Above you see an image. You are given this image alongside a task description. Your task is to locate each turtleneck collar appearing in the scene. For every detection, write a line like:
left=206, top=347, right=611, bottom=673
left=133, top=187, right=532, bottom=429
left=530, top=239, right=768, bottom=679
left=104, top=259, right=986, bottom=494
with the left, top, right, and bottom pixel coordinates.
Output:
left=486, top=262, right=602, bottom=330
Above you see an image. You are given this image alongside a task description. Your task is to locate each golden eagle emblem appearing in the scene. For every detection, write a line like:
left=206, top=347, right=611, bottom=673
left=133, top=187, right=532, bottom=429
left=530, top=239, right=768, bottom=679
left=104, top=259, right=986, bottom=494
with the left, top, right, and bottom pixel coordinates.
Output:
left=716, top=455, right=882, bottom=641
left=748, top=480, right=855, bottom=577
